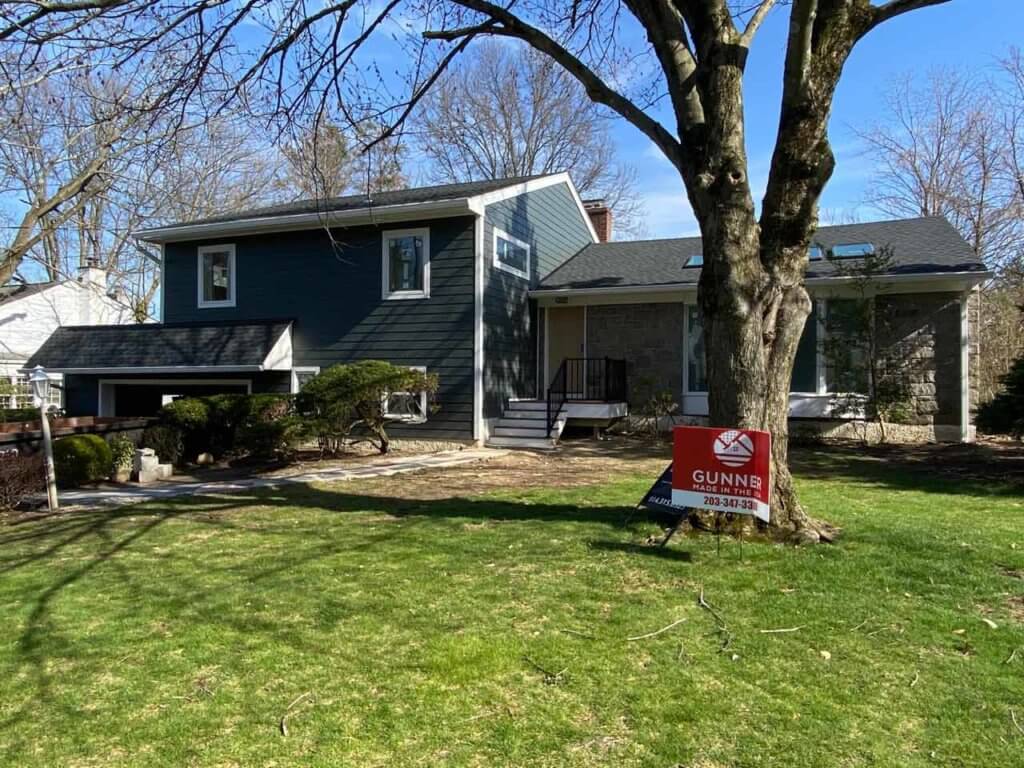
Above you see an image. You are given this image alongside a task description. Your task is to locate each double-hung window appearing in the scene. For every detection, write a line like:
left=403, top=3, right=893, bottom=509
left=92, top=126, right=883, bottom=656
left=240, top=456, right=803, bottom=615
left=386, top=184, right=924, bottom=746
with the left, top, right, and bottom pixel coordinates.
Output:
left=197, top=244, right=236, bottom=308
left=382, top=365, right=428, bottom=423
left=383, top=228, right=430, bottom=300
left=493, top=228, right=530, bottom=279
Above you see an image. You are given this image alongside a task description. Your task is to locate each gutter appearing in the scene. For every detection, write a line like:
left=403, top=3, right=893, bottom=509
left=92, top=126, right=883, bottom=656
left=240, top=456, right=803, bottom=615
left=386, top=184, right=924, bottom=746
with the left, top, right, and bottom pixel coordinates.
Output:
left=529, top=269, right=993, bottom=299
left=135, top=198, right=477, bottom=243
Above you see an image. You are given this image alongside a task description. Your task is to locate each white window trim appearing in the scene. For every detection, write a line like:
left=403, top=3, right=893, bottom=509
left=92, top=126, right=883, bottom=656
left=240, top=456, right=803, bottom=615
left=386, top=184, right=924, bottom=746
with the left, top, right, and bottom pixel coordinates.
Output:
left=382, top=365, right=428, bottom=424
left=197, top=243, right=236, bottom=308
left=290, top=366, right=321, bottom=394
left=382, top=227, right=430, bottom=300
left=492, top=227, right=531, bottom=280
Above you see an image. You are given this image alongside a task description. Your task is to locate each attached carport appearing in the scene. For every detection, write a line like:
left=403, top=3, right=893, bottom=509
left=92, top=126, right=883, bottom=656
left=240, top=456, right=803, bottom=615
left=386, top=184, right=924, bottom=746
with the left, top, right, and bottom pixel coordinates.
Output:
left=25, top=320, right=294, bottom=417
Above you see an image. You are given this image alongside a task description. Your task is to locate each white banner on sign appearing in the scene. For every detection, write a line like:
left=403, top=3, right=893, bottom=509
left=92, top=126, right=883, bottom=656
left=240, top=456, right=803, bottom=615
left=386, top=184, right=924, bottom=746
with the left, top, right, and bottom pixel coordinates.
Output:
left=671, top=489, right=771, bottom=523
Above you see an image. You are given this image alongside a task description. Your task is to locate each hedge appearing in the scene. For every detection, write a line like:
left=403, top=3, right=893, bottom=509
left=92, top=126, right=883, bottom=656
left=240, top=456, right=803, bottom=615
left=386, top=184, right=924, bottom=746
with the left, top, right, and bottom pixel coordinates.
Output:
left=53, top=434, right=112, bottom=488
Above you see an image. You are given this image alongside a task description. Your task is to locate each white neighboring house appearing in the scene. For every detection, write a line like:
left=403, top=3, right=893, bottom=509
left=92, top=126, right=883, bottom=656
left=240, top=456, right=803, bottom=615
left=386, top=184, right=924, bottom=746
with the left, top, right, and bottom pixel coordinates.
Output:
left=0, top=263, right=134, bottom=410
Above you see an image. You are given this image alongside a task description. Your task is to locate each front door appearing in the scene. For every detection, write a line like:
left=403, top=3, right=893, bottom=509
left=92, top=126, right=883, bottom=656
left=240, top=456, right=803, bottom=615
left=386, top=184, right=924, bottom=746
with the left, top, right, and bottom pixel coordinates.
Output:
left=546, top=306, right=585, bottom=387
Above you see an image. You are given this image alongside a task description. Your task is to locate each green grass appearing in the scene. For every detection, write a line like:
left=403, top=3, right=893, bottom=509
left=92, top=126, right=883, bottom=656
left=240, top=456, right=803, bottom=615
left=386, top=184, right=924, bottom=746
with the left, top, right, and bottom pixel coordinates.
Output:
left=1, top=449, right=1023, bottom=767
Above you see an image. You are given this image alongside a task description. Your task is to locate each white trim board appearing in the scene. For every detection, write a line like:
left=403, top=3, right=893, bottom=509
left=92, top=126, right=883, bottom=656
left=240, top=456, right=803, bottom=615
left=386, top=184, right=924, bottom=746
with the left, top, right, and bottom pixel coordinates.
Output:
left=492, top=227, right=531, bottom=280
left=381, top=227, right=431, bottom=301
left=472, top=215, right=485, bottom=442
left=197, top=243, right=237, bottom=309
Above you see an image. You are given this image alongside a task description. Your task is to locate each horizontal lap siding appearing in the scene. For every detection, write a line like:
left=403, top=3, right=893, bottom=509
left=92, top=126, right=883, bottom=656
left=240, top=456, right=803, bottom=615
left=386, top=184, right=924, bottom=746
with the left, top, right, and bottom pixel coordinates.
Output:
left=483, top=183, right=594, bottom=418
left=162, top=217, right=476, bottom=439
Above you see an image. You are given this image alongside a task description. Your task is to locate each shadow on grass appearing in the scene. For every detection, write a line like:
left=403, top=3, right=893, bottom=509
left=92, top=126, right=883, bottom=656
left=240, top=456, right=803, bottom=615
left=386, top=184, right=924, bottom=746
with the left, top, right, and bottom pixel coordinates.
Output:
left=588, top=540, right=693, bottom=562
left=0, top=484, right=658, bottom=738
left=789, top=441, right=1024, bottom=498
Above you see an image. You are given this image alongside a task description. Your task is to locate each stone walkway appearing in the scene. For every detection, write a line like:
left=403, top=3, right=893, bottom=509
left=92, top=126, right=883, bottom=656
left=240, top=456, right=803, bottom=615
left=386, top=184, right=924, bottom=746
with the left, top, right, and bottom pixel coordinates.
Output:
left=53, top=449, right=508, bottom=512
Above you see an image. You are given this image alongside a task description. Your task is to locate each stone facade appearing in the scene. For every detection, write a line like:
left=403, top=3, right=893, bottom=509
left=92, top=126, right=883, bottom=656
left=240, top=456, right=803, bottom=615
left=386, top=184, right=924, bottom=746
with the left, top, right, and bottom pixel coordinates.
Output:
left=585, top=303, right=684, bottom=408
left=582, top=290, right=975, bottom=441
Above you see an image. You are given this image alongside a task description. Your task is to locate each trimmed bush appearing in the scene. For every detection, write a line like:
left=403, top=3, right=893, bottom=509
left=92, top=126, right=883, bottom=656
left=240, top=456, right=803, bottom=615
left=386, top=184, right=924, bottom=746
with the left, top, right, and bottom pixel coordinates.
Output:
left=53, top=434, right=113, bottom=488
left=235, top=417, right=304, bottom=459
left=0, top=450, right=44, bottom=510
left=297, top=360, right=438, bottom=455
left=141, top=424, right=183, bottom=466
left=109, top=435, right=135, bottom=476
left=155, top=394, right=294, bottom=460
left=977, top=355, right=1024, bottom=438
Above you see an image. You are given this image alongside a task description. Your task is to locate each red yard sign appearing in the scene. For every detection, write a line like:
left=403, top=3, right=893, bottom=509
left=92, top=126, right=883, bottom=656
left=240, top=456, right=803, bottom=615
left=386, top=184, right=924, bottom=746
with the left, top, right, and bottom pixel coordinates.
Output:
left=671, top=426, right=772, bottom=523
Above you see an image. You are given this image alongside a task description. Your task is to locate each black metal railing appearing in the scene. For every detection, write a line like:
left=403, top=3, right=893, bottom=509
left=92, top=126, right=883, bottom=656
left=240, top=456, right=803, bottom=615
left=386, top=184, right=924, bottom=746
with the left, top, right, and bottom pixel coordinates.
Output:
left=546, top=357, right=627, bottom=436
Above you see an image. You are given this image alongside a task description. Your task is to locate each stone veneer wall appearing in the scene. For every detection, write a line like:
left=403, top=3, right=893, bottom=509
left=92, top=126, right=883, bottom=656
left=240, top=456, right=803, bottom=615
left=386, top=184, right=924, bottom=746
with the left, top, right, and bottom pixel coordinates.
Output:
left=584, top=290, right=975, bottom=439
left=875, top=291, right=967, bottom=428
left=585, top=303, right=684, bottom=408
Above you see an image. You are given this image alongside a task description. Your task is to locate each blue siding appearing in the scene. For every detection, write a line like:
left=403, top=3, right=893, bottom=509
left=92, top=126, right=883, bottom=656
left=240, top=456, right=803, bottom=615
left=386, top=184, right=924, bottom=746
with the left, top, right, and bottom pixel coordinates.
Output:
left=161, top=217, right=476, bottom=439
left=482, top=182, right=594, bottom=418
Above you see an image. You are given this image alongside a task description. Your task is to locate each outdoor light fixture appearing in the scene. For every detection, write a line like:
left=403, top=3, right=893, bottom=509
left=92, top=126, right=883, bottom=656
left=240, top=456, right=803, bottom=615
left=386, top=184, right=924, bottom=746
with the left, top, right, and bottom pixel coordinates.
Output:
left=29, top=366, right=59, bottom=512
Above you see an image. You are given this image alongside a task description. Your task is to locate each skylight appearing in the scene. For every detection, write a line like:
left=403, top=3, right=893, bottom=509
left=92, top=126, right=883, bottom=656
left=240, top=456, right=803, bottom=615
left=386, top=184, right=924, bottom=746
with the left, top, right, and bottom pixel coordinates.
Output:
left=809, top=245, right=824, bottom=261
left=831, top=242, right=875, bottom=258
left=686, top=253, right=703, bottom=267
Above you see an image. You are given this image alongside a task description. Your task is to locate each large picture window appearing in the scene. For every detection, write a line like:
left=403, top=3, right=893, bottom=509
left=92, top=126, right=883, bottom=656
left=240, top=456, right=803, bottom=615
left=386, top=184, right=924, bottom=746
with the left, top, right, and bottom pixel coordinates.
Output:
left=383, top=228, right=429, bottom=300
left=197, top=244, right=236, bottom=308
left=824, top=299, right=870, bottom=394
left=493, top=228, right=530, bottom=279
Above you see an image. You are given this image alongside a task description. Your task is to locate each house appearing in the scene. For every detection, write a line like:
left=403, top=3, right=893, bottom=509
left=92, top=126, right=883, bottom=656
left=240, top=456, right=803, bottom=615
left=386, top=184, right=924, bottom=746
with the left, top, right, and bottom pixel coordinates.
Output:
left=1, top=262, right=134, bottom=411
left=25, top=173, right=988, bottom=447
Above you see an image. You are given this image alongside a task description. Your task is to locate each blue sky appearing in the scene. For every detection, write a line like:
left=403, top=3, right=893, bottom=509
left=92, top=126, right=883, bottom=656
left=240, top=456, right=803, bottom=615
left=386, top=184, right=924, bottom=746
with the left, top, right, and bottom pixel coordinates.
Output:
left=617, top=0, right=1022, bottom=238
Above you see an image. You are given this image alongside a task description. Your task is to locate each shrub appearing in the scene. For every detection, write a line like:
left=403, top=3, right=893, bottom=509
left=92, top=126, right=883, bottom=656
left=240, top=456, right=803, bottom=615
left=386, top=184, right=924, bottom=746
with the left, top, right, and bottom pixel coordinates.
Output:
left=156, top=398, right=211, bottom=461
left=109, top=434, right=135, bottom=474
left=0, top=450, right=44, bottom=510
left=141, top=424, right=183, bottom=466
left=296, top=360, right=438, bottom=454
left=53, top=434, right=113, bottom=488
left=0, top=408, right=39, bottom=424
left=235, top=417, right=304, bottom=459
left=158, top=393, right=295, bottom=460
left=977, top=355, right=1024, bottom=438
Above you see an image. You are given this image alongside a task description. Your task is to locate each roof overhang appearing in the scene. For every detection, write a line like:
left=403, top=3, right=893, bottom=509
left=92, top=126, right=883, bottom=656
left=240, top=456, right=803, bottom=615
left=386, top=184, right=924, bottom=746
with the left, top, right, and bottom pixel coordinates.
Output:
left=134, top=172, right=598, bottom=245
left=24, top=321, right=294, bottom=375
left=135, top=199, right=477, bottom=243
left=530, top=269, right=992, bottom=303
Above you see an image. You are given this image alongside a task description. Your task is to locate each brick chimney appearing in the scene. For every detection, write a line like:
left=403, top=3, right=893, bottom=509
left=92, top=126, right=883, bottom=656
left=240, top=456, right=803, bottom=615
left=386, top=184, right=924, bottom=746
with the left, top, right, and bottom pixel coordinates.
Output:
left=583, top=199, right=612, bottom=242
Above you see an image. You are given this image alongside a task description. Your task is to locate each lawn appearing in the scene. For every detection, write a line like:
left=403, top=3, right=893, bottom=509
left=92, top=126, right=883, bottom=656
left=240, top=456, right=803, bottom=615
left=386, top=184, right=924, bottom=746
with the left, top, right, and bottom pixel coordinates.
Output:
left=1, top=444, right=1023, bottom=767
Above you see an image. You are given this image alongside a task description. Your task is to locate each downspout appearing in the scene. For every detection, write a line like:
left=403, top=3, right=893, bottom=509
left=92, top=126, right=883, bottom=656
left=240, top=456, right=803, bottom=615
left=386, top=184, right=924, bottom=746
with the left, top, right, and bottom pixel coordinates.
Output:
left=472, top=212, right=485, bottom=444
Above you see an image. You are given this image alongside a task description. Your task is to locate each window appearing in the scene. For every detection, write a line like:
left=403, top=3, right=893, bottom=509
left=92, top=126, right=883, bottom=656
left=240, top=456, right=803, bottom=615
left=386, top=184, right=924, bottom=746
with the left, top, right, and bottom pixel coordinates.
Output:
left=686, top=253, right=703, bottom=267
left=382, top=365, right=428, bottom=423
left=493, top=228, right=530, bottom=279
left=291, top=367, right=320, bottom=394
left=197, top=244, right=236, bottom=308
left=809, top=244, right=824, bottom=261
left=831, top=242, right=875, bottom=258
left=686, top=305, right=707, bottom=393
left=791, top=302, right=819, bottom=392
left=382, top=228, right=429, bottom=300
left=824, top=299, right=870, bottom=393
left=1, top=374, right=61, bottom=411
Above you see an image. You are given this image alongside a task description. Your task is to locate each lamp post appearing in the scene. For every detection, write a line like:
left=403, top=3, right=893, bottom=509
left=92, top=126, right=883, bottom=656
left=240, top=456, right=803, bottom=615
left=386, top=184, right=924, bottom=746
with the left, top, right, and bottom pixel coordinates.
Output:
left=29, top=366, right=58, bottom=512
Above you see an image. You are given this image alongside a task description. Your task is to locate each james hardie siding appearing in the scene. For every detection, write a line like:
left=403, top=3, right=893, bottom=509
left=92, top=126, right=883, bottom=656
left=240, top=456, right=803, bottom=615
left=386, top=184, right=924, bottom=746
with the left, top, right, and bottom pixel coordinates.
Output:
left=161, top=216, right=476, bottom=439
left=481, top=182, right=594, bottom=418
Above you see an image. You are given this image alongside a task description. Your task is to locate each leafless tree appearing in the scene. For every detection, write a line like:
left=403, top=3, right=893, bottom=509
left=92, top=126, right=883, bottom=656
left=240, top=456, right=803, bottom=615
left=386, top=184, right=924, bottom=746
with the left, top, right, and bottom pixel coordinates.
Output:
left=858, top=56, right=1024, bottom=405
left=418, top=41, right=644, bottom=237
left=0, top=0, right=955, bottom=539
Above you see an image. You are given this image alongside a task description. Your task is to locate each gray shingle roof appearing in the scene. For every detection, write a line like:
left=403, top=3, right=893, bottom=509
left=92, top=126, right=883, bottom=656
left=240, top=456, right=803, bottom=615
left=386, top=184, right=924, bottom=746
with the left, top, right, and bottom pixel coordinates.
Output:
left=537, top=217, right=986, bottom=291
left=26, top=320, right=292, bottom=371
left=155, top=175, right=549, bottom=229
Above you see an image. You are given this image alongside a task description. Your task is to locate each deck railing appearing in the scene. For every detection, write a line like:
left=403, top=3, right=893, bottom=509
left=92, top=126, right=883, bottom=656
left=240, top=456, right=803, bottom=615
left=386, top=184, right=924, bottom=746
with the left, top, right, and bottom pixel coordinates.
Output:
left=545, top=357, right=627, bottom=436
